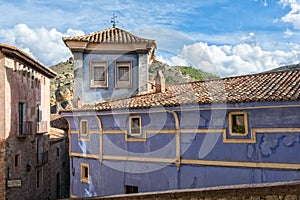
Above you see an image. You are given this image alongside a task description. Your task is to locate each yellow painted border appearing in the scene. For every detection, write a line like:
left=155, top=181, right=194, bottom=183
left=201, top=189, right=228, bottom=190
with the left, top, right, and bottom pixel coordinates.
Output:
left=70, top=153, right=300, bottom=170
left=62, top=104, right=300, bottom=117
left=80, top=163, right=90, bottom=184
left=223, top=127, right=300, bottom=144
left=103, top=130, right=127, bottom=134
left=228, top=112, right=249, bottom=136
left=181, top=129, right=225, bottom=134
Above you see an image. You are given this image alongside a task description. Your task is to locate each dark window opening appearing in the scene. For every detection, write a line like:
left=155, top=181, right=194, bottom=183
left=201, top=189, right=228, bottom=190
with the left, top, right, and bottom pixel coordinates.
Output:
left=130, top=117, right=141, bottom=135
left=83, top=166, right=88, bottom=178
left=15, top=154, right=20, bottom=168
left=231, top=114, right=246, bottom=134
left=18, top=102, right=25, bottom=135
left=125, top=185, right=138, bottom=194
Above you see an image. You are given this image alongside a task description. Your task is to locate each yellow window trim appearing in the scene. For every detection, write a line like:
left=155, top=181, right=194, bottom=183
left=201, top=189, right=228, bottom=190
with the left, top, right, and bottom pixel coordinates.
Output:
left=228, top=112, right=248, bottom=136
left=80, top=163, right=90, bottom=184
left=129, top=116, right=142, bottom=136
left=80, top=120, right=89, bottom=136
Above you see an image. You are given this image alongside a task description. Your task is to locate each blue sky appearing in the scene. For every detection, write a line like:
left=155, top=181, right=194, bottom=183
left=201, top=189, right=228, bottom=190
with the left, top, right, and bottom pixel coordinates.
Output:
left=0, top=0, right=299, bottom=77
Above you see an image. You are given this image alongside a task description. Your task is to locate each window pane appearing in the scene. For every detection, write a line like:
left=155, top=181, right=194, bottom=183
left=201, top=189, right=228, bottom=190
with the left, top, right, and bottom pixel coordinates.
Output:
left=131, top=118, right=140, bottom=134
left=118, top=66, right=129, bottom=81
left=232, top=114, right=245, bottom=133
left=84, top=166, right=88, bottom=178
left=94, top=66, right=105, bottom=81
left=15, top=154, right=19, bottom=167
left=81, top=121, right=87, bottom=135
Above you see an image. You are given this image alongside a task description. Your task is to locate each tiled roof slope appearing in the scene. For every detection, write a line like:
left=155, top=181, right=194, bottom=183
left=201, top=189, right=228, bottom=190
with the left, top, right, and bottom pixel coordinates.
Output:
left=67, top=69, right=300, bottom=112
left=63, top=27, right=156, bottom=46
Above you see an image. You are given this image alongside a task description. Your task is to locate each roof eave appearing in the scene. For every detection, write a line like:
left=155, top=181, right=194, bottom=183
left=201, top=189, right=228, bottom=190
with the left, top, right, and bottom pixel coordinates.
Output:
left=0, top=44, right=57, bottom=78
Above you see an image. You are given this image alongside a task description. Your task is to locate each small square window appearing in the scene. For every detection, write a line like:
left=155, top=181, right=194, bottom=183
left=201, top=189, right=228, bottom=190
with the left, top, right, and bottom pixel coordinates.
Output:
left=130, top=116, right=142, bottom=135
left=229, top=112, right=248, bottom=135
left=80, top=163, right=90, bottom=183
left=115, top=61, right=132, bottom=88
left=90, top=61, right=108, bottom=88
left=80, top=120, right=88, bottom=136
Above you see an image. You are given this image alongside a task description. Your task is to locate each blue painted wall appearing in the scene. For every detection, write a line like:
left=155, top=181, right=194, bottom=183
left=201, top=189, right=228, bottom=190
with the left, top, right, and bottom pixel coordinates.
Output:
left=65, top=102, right=300, bottom=198
left=81, top=53, right=139, bottom=103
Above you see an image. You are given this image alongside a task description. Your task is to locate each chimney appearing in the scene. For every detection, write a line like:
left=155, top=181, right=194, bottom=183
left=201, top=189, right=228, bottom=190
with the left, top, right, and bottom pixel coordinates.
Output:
left=155, top=69, right=166, bottom=93
left=74, top=96, right=82, bottom=108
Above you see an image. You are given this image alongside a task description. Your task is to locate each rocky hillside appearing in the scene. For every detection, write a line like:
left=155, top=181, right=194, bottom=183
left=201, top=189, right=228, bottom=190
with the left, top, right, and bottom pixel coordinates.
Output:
left=50, top=57, right=74, bottom=114
left=269, top=63, right=300, bottom=72
left=50, top=58, right=218, bottom=113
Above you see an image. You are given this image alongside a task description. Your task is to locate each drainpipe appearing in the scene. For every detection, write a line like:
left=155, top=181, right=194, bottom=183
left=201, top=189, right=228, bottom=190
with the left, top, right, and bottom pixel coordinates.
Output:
left=169, top=110, right=181, bottom=189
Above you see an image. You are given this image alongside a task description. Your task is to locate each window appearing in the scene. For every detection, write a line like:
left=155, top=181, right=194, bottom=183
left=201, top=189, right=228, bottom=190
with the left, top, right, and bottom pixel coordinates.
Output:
left=129, top=116, right=142, bottom=135
left=14, top=153, right=20, bottom=168
left=90, top=61, right=108, bottom=88
left=229, top=112, right=248, bottom=135
left=56, top=147, right=59, bottom=157
left=115, top=61, right=132, bottom=88
left=80, top=120, right=88, bottom=136
left=124, top=185, right=138, bottom=194
left=80, top=163, right=90, bottom=183
left=18, top=102, right=26, bottom=135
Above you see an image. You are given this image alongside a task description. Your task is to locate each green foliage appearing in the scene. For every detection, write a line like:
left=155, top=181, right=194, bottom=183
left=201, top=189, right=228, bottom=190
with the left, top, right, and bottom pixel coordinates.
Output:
left=232, top=125, right=245, bottom=134
left=178, top=66, right=218, bottom=81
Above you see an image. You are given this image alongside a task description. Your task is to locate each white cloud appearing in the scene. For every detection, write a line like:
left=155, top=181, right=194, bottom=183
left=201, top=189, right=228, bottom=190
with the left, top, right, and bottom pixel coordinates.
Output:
left=159, top=41, right=300, bottom=77
left=0, top=24, right=84, bottom=66
left=279, top=0, right=300, bottom=30
left=284, top=28, right=294, bottom=37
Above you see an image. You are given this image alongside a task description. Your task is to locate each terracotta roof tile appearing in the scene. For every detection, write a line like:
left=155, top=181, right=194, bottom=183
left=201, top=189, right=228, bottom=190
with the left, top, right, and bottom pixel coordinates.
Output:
left=63, top=27, right=156, bottom=46
left=65, top=69, right=300, bottom=112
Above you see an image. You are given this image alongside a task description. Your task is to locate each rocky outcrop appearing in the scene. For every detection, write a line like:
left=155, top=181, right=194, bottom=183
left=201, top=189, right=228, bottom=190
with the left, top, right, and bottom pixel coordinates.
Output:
left=50, top=57, right=74, bottom=114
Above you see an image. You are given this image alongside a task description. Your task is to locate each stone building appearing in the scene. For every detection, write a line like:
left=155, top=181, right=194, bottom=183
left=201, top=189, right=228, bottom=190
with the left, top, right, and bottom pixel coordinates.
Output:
left=0, top=43, right=58, bottom=199
left=50, top=114, right=70, bottom=199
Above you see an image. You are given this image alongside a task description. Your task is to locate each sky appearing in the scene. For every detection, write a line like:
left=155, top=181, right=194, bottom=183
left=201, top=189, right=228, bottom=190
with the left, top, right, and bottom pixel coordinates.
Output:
left=0, top=0, right=300, bottom=77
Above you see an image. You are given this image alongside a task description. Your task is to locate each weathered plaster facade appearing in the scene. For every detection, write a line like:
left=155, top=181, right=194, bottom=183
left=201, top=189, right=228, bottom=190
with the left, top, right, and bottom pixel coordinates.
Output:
left=0, top=44, right=57, bottom=199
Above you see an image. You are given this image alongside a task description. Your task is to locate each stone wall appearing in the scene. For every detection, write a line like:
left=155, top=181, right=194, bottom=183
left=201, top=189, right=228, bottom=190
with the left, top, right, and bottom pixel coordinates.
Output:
left=88, top=181, right=300, bottom=200
left=0, top=139, right=6, bottom=200
left=48, top=129, right=70, bottom=199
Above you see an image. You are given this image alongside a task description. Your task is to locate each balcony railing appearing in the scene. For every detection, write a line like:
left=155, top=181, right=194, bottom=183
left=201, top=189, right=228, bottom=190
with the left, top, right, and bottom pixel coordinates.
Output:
left=18, top=121, right=34, bottom=136
left=36, top=121, right=48, bottom=134
left=37, top=151, right=48, bottom=166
